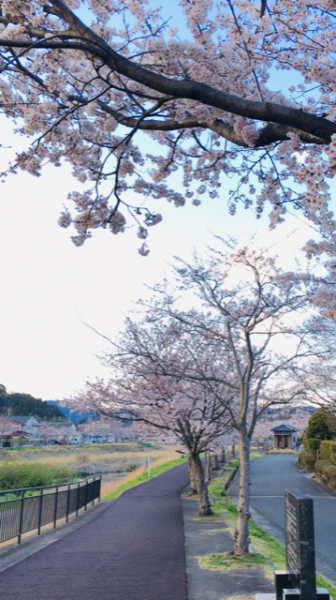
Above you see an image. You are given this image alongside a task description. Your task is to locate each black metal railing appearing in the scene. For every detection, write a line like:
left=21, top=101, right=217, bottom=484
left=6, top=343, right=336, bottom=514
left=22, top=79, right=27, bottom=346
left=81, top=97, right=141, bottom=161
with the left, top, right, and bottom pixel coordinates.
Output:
left=0, top=475, right=101, bottom=545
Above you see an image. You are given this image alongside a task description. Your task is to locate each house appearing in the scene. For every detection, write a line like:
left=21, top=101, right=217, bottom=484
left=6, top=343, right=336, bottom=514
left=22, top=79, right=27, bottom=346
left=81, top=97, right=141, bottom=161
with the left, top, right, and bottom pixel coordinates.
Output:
left=271, top=424, right=300, bottom=449
left=40, top=421, right=79, bottom=444
left=0, top=417, right=32, bottom=447
left=0, top=416, right=40, bottom=438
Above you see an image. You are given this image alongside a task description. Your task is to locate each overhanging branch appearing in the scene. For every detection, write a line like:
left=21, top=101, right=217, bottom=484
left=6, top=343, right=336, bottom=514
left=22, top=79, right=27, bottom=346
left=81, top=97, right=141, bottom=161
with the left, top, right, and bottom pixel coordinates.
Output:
left=0, top=0, right=334, bottom=145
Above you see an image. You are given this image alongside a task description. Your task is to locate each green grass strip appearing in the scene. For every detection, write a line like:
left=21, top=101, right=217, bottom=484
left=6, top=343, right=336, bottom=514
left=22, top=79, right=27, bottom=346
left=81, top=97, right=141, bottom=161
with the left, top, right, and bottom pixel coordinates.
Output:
left=198, top=551, right=269, bottom=571
left=104, top=456, right=188, bottom=499
left=250, top=520, right=336, bottom=598
left=250, top=452, right=265, bottom=461
left=208, top=468, right=336, bottom=599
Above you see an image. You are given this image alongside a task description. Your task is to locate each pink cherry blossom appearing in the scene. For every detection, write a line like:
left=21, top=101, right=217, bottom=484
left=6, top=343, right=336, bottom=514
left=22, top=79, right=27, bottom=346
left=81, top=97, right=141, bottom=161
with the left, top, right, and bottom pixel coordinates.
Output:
left=0, top=0, right=335, bottom=260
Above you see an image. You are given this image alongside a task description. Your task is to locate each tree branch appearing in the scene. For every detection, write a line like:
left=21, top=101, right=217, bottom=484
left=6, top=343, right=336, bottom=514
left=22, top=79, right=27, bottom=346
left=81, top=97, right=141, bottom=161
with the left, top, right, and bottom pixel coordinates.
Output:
left=0, top=0, right=334, bottom=144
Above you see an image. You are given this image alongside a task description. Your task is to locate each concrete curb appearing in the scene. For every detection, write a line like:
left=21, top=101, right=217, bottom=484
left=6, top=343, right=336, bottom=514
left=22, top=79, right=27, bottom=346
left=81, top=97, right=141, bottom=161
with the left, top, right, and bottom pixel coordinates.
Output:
left=224, top=466, right=239, bottom=490
left=295, top=461, right=336, bottom=497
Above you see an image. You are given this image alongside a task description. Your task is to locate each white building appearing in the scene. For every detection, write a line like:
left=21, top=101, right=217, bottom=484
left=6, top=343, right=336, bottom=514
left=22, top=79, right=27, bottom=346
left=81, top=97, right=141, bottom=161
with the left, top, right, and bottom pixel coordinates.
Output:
left=0, top=416, right=40, bottom=438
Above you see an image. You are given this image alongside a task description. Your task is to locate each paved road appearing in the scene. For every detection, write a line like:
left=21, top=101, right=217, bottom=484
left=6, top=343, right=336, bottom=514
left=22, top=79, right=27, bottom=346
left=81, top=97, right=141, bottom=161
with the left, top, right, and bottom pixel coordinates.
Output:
left=0, top=463, right=189, bottom=600
left=231, top=454, right=336, bottom=585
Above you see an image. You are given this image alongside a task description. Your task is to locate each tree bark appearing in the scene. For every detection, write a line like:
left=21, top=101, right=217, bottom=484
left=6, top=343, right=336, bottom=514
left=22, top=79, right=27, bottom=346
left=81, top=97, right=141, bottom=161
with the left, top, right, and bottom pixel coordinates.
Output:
left=187, top=454, right=198, bottom=496
left=210, top=454, right=219, bottom=471
left=190, top=453, right=213, bottom=516
left=218, top=449, right=226, bottom=463
left=234, top=429, right=250, bottom=554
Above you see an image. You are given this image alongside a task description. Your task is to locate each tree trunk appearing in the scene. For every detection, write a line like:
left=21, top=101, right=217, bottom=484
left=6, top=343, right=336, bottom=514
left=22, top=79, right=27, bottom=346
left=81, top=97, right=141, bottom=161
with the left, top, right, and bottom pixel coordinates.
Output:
left=190, top=453, right=213, bottom=516
left=210, top=454, right=219, bottom=471
left=234, top=429, right=250, bottom=554
left=187, top=454, right=198, bottom=496
left=218, top=449, right=226, bottom=463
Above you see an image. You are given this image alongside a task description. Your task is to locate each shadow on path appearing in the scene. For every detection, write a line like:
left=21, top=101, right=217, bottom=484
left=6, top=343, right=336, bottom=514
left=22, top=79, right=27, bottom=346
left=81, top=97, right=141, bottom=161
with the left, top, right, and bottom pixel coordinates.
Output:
left=0, top=463, right=189, bottom=600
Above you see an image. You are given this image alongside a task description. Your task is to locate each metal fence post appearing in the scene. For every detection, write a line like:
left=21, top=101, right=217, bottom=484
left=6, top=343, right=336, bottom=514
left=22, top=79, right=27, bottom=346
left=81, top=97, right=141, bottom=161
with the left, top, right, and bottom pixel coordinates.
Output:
left=0, top=473, right=101, bottom=548
left=66, top=484, right=70, bottom=523
left=76, top=482, right=80, bottom=516
left=84, top=479, right=88, bottom=512
left=53, top=486, right=58, bottom=529
left=18, top=491, right=25, bottom=544
left=38, top=489, right=43, bottom=535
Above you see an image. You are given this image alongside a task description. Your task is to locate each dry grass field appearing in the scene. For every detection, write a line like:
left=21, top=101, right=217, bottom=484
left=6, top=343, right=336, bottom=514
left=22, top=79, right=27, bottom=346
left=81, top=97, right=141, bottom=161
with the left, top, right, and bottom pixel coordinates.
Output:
left=0, top=443, right=181, bottom=494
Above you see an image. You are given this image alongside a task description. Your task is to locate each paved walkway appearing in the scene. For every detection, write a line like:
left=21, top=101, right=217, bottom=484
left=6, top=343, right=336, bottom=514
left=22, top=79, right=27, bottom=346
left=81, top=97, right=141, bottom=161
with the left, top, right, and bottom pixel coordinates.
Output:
left=231, top=453, right=336, bottom=586
left=182, top=490, right=274, bottom=600
left=0, top=463, right=189, bottom=600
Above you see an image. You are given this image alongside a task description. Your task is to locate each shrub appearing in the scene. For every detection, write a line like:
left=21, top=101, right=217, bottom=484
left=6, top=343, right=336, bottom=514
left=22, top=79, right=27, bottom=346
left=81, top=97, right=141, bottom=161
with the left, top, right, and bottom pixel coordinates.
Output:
left=125, top=463, right=138, bottom=472
left=306, top=409, right=332, bottom=440
left=315, top=459, right=336, bottom=489
left=315, top=459, right=328, bottom=475
left=52, top=464, right=73, bottom=484
left=77, top=470, right=88, bottom=478
left=0, top=460, right=72, bottom=491
left=299, top=451, right=316, bottom=470
left=0, top=492, right=18, bottom=501
left=320, top=440, right=336, bottom=465
left=303, top=438, right=321, bottom=456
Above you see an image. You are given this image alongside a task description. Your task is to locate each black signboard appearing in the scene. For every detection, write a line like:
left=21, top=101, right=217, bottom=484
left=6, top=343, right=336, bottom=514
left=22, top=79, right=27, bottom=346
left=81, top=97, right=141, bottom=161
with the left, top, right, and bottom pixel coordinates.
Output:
left=285, top=490, right=316, bottom=600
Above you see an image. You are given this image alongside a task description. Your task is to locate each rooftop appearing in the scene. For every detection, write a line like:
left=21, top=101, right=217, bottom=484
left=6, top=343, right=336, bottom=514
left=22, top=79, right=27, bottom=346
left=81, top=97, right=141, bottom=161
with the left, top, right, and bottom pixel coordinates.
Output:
left=271, top=424, right=300, bottom=432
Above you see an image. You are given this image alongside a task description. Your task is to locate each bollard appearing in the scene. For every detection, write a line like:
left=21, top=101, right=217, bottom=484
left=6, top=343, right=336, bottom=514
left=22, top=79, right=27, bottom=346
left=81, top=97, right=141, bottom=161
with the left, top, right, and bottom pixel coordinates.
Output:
left=205, top=452, right=211, bottom=481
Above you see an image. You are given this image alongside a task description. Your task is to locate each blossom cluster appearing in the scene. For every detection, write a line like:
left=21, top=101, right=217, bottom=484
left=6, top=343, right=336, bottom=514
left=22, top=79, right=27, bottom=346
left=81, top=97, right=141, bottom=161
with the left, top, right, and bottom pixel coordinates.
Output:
left=1, top=0, right=336, bottom=259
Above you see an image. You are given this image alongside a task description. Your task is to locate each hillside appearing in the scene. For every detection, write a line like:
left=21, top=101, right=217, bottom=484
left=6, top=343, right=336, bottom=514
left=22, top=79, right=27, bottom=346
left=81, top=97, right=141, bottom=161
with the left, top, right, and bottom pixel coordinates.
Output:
left=0, top=386, right=64, bottom=419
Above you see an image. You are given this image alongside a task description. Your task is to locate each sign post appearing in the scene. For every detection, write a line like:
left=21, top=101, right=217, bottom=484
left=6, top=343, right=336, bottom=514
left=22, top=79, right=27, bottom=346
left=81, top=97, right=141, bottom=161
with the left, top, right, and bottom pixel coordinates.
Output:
left=257, top=490, right=332, bottom=600
left=146, top=455, right=151, bottom=477
left=283, top=490, right=316, bottom=600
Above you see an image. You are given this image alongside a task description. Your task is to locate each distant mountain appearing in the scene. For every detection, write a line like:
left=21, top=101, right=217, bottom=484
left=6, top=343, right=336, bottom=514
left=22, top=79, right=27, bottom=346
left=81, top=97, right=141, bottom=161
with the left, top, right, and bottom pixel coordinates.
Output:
left=46, top=401, right=96, bottom=424
left=0, top=386, right=64, bottom=419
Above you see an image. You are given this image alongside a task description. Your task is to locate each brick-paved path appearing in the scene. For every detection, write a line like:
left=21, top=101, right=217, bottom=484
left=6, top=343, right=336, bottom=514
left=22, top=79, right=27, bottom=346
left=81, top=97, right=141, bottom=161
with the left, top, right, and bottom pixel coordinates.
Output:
left=0, top=463, right=189, bottom=600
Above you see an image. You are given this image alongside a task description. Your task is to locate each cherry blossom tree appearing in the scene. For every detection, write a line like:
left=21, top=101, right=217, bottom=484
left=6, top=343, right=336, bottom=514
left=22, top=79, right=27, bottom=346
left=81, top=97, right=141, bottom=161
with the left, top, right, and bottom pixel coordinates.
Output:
left=0, top=417, right=33, bottom=446
left=77, top=417, right=147, bottom=442
left=1, top=1, right=336, bottom=260
left=72, top=239, right=322, bottom=547
left=253, top=414, right=309, bottom=441
left=72, top=324, right=234, bottom=516
left=109, top=241, right=320, bottom=553
left=279, top=315, right=336, bottom=410
left=37, top=421, right=73, bottom=442
left=252, top=420, right=273, bottom=442
left=0, top=417, right=22, bottom=437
